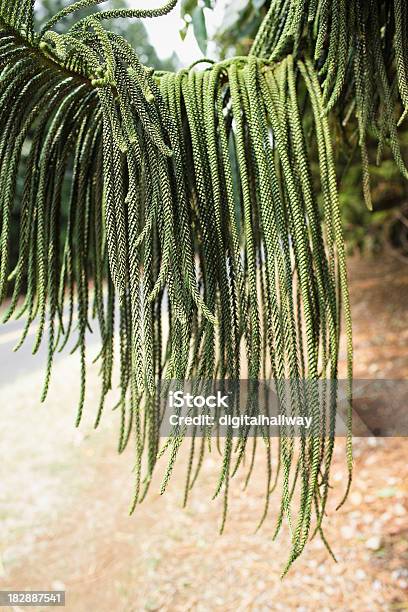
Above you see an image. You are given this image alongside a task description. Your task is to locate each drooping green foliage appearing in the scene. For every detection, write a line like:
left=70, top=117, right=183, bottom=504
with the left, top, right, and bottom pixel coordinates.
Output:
left=252, top=0, right=408, bottom=210
left=0, top=0, right=355, bottom=572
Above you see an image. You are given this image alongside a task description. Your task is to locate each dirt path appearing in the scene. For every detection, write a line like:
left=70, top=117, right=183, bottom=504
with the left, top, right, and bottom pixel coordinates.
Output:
left=0, top=256, right=407, bottom=611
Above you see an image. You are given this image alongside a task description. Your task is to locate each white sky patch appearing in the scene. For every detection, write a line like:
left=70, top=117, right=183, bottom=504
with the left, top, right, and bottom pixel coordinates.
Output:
left=138, top=0, right=228, bottom=65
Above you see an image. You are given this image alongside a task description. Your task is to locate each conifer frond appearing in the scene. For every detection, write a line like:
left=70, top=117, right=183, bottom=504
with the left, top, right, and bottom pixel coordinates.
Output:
left=252, top=0, right=408, bottom=209
left=0, top=1, right=353, bottom=571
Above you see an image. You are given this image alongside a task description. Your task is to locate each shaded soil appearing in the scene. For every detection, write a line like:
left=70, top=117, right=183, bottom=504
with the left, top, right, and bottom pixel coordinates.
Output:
left=0, top=255, right=407, bottom=611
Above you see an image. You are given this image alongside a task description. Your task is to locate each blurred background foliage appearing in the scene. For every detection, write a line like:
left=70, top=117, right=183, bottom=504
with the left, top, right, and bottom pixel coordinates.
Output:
left=181, top=0, right=267, bottom=57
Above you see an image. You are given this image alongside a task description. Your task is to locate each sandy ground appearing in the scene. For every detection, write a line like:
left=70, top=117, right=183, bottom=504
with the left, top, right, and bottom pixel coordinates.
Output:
left=0, top=256, right=407, bottom=612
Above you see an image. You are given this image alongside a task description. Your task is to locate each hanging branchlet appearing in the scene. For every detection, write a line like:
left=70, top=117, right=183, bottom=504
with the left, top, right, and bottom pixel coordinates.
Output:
left=0, top=0, right=354, bottom=573
left=252, top=0, right=408, bottom=209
